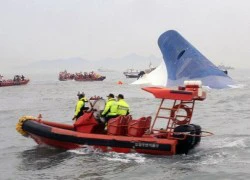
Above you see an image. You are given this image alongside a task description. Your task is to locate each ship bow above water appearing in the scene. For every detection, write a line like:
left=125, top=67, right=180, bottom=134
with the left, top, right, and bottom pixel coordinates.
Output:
left=158, top=30, right=234, bottom=89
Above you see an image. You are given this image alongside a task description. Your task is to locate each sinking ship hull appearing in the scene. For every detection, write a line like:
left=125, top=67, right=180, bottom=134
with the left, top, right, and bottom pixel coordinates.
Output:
left=158, top=30, right=234, bottom=89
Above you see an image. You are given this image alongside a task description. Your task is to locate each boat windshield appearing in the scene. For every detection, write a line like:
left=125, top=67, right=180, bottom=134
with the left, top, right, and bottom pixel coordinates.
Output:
left=92, top=99, right=106, bottom=111
left=92, top=99, right=106, bottom=120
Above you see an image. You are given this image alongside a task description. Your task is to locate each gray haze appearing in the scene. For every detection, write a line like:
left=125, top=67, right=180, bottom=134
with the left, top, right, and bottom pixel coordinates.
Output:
left=1, top=0, right=250, bottom=73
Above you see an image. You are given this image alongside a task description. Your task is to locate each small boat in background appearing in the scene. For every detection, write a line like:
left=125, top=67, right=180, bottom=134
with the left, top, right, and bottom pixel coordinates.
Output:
left=124, top=62, right=156, bottom=79
left=123, top=69, right=140, bottom=78
left=0, top=75, right=29, bottom=87
left=58, top=70, right=75, bottom=81
left=74, top=71, right=106, bottom=81
left=58, top=71, right=106, bottom=81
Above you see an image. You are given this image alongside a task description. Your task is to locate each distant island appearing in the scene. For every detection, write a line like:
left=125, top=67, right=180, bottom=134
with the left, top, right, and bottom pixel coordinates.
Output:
left=218, top=63, right=234, bottom=70
left=97, top=68, right=116, bottom=72
left=13, top=54, right=162, bottom=74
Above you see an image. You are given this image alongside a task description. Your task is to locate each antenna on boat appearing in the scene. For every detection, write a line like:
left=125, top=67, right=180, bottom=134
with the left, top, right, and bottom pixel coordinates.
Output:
left=149, top=61, right=152, bottom=68
left=38, top=114, right=42, bottom=120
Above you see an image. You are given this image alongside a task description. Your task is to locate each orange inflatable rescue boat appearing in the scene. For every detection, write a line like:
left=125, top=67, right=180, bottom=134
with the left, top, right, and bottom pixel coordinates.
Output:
left=16, top=81, right=212, bottom=155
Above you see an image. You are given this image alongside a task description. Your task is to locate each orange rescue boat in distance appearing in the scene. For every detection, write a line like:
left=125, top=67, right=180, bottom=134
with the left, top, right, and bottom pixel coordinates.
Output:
left=16, top=80, right=212, bottom=155
left=0, top=79, right=29, bottom=87
left=0, top=75, right=29, bottom=87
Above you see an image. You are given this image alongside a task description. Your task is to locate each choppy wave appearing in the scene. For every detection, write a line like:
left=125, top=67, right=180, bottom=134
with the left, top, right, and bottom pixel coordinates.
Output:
left=103, top=152, right=146, bottom=163
left=228, top=83, right=246, bottom=89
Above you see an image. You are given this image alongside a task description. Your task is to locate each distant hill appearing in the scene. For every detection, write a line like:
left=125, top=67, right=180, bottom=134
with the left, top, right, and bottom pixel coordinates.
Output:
left=15, top=54, right=162, bottom=73
left=95, top=53, right=162, bottom=71
left=15, top=57, right=92, bottom=74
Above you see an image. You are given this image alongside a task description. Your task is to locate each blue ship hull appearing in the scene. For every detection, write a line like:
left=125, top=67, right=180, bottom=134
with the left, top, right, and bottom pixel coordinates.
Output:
left=158, top=30, right=234, bottom=89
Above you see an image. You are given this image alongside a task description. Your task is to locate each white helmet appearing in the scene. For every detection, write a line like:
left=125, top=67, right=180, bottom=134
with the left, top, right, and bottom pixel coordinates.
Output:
left=77, top=92, right=85, bottom=97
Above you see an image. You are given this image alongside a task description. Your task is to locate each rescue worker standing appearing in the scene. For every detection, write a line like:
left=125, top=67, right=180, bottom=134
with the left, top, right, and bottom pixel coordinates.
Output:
left=116, top=94, right=130, bottom=115
left=101, top=93, right=118, bottom=123
left=0, top=74, right=3, bottom=82
left=72, top=92, right=89, bottom=121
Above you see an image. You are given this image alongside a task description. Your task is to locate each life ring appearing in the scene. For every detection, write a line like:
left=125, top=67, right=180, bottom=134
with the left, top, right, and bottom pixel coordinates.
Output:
left=170, top=104, right=192, bottom=125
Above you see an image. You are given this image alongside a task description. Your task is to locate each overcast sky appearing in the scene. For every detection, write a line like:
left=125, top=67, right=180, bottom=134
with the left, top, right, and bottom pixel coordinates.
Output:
left=1, top=0, right=250, bottom=70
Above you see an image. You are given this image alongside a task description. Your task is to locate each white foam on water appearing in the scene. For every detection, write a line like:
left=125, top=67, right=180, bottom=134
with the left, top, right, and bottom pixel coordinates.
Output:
left=68, top=149, right=88, bottom=155
left=209, top=137, right=247, bottom=149
left=202, top=85, right=211, bottom=90
left=68, top=146, right=101, bottom=155
left=228, top=84, right=246, bottom=89
left=222, top=138, right=247, bottom=148
left=103, top=152, right=145, bottom=163
left=124, top=153, right=146, bottom=163
left=131, top=61, right=167, bottom=86
left=103, top=156, right=130, bottom=163
left=199, top=151, right=229, bottom=165
left=68, top=147, right=146, bottom=163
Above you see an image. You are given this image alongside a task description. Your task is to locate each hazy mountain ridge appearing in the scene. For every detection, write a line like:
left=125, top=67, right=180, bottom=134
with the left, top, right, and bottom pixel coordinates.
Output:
left=14, top=54, right=162, bottom=74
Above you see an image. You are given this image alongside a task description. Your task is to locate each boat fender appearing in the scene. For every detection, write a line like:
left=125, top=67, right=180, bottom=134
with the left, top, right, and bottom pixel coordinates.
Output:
left=16, top=116, right=37, bottom=136
left=170, top=104, right=192, bottom=125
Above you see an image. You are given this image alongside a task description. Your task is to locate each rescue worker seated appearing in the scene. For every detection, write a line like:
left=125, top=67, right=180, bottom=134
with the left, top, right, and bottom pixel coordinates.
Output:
left=13, top=75, right=20, bottom=82
left=21, top=75, right=25, bottom=81
left=0, top=74, right=3, bottom=82
left=72, top=92, right=89, bottom=121
left=116, top=94, right=130, bottom=115
left=100, top=93, right=118, bottom=123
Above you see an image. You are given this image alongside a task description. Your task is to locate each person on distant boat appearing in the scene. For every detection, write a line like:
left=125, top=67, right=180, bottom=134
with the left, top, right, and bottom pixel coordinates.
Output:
left=116, top=94, right=130, bottom=116
left=0, top=74, right=3, bottom=82
left=13, top=75, right=20, bottom=82
left=137, top=71, right=145, bottom=79
left=72, top=92, right=89, bottom=121
left=21, top=75, right=25, bottom=81
left=223, top=70, right=228, bottom=75
left=100, top=93, right=118, bottom=123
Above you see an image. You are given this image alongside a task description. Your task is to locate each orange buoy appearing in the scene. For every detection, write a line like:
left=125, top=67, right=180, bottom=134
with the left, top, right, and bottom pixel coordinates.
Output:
left=117, top=81, right=123, bottom=85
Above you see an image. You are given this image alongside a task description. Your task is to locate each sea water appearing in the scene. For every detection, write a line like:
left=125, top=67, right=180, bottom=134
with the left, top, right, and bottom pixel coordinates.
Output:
left=0, top=69, right=250, bottom=180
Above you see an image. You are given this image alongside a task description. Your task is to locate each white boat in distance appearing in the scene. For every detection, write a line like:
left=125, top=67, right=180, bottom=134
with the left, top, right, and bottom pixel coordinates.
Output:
left=123, top=63, right=156, bottom=78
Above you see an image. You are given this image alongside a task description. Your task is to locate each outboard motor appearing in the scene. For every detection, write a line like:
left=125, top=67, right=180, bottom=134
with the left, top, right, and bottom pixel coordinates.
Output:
left=190, top=124, right=202, bottom=146
left=173, top=125, right=196, bottom=154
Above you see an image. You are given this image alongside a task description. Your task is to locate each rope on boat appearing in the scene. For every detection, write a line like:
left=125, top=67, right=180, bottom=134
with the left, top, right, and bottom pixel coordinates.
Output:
left=200, top=131, right=214, bottom=137
left=154, top=129, right=214, bottom=138
left=16, top=116, right=37, bottom=136
left=173, top=130, right=214, bottom=137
